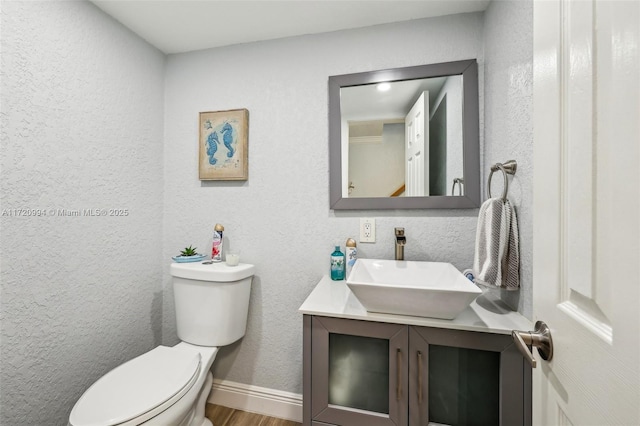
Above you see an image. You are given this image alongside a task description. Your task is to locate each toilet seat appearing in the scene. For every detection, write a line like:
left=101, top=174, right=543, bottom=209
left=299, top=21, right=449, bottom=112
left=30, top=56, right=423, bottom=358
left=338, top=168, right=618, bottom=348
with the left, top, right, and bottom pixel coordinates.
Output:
left=69, top=346, right=201, bottom=426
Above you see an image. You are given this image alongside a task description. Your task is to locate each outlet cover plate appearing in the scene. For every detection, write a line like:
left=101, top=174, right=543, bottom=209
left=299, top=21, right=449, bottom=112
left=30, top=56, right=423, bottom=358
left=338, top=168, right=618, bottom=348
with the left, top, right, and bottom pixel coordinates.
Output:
left=360, top=218, right=376, bottom=243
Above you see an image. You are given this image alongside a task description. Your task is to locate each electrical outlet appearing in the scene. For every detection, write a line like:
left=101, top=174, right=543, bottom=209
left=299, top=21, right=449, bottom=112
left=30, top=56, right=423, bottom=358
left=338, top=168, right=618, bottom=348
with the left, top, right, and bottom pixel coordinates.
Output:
left=360, top=218, right=376, bottom=243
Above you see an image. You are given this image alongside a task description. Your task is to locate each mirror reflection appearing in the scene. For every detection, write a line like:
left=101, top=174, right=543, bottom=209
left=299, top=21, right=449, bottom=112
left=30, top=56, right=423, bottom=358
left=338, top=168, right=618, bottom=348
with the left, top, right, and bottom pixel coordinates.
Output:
left=342, top=75, right=464, bottom=198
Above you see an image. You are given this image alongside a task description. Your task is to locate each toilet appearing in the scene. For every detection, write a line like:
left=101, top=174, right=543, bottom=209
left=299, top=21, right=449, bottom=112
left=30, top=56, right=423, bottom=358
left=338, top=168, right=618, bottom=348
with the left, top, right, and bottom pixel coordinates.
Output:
left=69, top=262, right=255, bottom=426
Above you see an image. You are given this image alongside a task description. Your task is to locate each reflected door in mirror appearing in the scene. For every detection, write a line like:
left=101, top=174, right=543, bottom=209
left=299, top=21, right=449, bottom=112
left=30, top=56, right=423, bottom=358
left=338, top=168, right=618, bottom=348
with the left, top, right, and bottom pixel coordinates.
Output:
left=405, top=91, right=429, bottom=196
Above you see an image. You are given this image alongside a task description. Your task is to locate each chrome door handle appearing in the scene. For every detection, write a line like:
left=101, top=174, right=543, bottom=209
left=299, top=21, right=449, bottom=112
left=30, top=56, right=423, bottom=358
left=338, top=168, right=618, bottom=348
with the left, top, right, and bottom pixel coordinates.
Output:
left=511, top=320, right=553, bottom=368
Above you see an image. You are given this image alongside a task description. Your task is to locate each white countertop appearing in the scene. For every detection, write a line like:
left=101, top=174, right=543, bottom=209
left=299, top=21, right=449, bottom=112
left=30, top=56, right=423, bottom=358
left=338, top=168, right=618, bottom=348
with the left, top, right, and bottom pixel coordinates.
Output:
left=299, top=276, right=533, bottom=335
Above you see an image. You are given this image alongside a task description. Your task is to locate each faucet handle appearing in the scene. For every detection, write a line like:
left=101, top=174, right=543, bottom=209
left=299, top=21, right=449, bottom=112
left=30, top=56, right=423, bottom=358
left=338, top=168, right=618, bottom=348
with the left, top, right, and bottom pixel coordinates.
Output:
left=394, top=228, right=406, bottom=260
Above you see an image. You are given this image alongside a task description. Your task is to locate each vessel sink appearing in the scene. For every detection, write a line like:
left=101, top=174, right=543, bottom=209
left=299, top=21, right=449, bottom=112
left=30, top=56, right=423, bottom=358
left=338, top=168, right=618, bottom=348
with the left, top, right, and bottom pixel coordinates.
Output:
left=346, top=259, right=482, bottom=320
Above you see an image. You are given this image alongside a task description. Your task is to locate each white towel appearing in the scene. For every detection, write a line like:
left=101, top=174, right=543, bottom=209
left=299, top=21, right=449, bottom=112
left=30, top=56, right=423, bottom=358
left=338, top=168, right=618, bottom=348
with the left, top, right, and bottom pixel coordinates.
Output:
left=472, top=197, right=520, bottom=290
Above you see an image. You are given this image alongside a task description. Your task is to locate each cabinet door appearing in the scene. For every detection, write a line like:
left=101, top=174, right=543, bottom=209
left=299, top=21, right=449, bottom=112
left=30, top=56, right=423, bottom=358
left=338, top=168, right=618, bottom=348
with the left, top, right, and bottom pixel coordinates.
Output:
left=409, top=326, right=531, bottom=426
left=310, top=316, right=408, bottom=426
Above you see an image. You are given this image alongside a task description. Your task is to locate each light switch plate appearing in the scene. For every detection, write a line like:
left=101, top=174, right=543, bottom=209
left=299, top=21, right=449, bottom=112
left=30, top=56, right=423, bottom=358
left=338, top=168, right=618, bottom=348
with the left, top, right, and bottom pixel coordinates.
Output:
left=360, top=218, right=376, bottom=243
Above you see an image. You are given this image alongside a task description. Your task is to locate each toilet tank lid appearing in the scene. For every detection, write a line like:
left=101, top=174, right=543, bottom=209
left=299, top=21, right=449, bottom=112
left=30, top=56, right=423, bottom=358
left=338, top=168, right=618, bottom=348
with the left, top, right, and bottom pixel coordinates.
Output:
left=69, top=346, right=200, bottom=426
left=170, top=262, right=255, bottom=282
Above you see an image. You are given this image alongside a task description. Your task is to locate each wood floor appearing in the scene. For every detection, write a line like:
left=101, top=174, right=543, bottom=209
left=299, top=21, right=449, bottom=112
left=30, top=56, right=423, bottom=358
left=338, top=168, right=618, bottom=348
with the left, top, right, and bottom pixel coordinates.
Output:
left=205, top=403, right=302, bottom=426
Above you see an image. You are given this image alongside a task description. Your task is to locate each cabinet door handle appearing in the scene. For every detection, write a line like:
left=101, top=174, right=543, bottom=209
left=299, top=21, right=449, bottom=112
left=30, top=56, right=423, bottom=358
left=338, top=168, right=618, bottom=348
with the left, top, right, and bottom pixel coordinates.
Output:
left=417, top=350, right=423, bottom=404
left=396, top=348, right=402, bottom=401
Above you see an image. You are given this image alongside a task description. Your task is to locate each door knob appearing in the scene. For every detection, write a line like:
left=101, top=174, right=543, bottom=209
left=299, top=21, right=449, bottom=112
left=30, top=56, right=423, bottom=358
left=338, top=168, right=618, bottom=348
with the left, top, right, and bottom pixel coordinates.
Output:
left=511, top=320, right=553, bottom=368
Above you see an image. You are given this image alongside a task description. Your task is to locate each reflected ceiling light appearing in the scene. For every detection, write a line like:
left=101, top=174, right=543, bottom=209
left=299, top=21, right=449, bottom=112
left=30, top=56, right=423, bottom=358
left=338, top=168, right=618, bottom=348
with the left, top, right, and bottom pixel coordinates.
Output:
left=376, top=82, right=391, bottom=92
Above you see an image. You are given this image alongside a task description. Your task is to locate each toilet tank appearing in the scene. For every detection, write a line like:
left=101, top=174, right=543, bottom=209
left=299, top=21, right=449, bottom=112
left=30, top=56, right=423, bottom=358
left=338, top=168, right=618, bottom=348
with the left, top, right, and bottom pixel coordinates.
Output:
left=170, top=262, right=255, bottom=346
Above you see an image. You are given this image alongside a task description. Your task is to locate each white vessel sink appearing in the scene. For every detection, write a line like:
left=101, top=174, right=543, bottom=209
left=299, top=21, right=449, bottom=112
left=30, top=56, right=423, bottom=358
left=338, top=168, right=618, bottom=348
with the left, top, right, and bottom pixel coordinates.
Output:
left=346, top=259, right=482, bottom=320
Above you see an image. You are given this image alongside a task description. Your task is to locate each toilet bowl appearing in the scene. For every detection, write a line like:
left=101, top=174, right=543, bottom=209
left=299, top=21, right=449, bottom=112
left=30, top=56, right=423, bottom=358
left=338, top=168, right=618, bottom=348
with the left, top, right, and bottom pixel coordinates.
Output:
left=69, top=262, right=255, bottom=426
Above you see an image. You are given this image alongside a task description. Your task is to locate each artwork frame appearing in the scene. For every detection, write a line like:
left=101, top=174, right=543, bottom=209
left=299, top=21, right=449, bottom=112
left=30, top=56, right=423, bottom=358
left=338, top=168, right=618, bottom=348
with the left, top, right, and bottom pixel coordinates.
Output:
left=199, top=108, right=249, bottom=181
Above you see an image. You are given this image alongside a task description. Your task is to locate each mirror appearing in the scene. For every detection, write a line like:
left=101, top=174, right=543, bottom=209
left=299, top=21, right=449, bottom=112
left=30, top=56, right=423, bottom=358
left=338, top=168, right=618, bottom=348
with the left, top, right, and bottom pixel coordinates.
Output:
left=329, top=59, right=480, bottom=209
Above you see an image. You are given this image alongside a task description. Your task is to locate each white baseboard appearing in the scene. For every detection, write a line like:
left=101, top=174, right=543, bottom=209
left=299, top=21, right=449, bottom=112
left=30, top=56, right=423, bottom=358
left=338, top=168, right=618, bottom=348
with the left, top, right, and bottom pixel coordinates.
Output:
left=207, top=379, right=303, bottom=423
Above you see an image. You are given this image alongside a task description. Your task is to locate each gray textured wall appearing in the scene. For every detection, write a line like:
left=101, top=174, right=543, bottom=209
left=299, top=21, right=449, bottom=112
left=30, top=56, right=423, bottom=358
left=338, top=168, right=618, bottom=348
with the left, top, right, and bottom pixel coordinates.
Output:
left=162, top=14, right=487, bottom=395
left=0, top=2, right=165, bottom=424
left=483, top=0, right=533, bottom=318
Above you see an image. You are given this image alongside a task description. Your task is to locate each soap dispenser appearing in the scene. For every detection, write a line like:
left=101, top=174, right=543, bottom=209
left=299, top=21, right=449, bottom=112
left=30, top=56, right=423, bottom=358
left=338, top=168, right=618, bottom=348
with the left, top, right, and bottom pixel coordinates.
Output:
left=330, top=245, right=345, bottom=281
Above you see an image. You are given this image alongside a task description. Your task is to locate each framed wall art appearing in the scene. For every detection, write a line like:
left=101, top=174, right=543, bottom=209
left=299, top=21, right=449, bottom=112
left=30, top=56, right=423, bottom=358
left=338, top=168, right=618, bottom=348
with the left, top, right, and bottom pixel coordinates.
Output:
left=199, top=108, right=249, bottom=180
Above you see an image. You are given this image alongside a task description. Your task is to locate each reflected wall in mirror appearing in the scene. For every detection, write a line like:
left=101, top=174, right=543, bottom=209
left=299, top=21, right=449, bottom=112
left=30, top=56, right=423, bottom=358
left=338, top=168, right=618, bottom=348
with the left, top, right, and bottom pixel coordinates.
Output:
left=329, top=60, right=480, bottom=209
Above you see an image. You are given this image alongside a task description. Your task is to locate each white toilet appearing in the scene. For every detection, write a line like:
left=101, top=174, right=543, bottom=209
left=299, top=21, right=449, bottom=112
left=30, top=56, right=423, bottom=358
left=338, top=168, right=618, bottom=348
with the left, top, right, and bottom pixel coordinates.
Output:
left=69, top=262, right=255, bottom=426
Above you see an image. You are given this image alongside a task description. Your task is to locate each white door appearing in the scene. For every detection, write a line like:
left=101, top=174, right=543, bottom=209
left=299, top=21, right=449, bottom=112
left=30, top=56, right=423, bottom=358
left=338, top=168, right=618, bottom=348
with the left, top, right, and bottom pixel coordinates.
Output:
left=405, top=92, right=429, bottom=196
left=532, top=0, right=639, bottom=425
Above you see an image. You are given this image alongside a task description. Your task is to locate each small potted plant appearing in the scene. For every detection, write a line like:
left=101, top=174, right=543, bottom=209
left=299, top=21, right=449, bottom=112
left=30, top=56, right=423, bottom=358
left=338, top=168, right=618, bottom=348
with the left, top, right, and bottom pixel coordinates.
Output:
left=172, top=245, right=205, bottom=263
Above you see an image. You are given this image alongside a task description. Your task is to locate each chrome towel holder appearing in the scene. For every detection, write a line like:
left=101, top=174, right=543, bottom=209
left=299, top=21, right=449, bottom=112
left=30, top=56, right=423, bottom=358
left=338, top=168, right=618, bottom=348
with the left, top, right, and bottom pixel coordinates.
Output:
left=451, top=177, right=464, bottom=196
left=487, top=160, right=517, bottom=201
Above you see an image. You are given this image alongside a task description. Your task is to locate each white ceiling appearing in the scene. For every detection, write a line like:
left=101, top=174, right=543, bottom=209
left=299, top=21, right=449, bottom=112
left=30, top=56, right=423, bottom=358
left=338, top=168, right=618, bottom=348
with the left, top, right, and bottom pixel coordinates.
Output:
left=91, top=1, right=490, bottom=54
left=341, top=76, right=449, bottom=121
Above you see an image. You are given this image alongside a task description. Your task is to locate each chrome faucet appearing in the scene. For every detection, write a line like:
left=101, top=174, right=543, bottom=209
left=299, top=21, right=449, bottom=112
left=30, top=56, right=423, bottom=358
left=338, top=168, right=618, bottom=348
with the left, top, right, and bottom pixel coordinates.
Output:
left=395, top=227, right=406, bottom=260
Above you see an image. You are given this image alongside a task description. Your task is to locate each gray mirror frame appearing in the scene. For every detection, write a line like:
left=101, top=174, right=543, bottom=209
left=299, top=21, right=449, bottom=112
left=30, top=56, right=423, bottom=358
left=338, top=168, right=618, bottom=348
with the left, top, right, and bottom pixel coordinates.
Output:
left=329, top=59, right=480, bottom=209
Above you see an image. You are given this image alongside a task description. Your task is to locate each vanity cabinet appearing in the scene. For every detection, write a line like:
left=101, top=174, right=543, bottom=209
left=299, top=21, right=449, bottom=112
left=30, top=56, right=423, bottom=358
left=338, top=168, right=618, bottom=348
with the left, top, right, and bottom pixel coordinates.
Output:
left=303, top=315, right=531, bottom=426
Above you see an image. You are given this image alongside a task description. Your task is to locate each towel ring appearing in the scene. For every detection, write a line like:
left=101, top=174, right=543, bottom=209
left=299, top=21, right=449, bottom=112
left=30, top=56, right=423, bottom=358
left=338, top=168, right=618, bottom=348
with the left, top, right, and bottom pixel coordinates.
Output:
left=487, top=160, right=517, bottom=201
left=451, top=178, right=464, bottom=196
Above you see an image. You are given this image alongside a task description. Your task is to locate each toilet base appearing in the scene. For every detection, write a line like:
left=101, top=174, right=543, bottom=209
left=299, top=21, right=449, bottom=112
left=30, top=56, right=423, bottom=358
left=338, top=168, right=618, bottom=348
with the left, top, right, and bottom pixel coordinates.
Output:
left=193, top=371, right=214, bottom=426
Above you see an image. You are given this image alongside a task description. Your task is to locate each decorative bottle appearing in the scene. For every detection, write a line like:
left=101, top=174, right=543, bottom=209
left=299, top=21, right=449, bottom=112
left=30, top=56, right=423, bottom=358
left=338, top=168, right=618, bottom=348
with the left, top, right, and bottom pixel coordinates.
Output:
left=211, top=223, right=224, bottom=262
left=330, top=245, right=345, bottom=281
left=345, top=238, right=357, bottom=279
